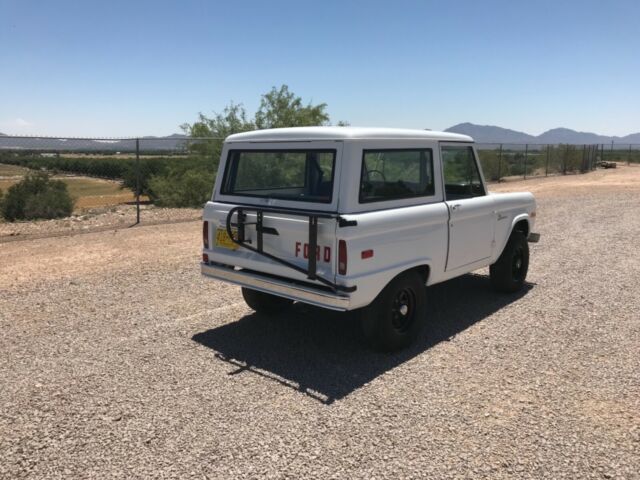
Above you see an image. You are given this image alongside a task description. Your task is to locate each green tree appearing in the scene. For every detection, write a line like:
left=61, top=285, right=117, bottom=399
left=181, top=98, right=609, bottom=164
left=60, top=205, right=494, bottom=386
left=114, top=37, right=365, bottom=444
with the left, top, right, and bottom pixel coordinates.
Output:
left=152, top=85, right=338, bottom=208
left=254, top=85, right=330, bottom=129
left=179, top=102, right=255, bottom=176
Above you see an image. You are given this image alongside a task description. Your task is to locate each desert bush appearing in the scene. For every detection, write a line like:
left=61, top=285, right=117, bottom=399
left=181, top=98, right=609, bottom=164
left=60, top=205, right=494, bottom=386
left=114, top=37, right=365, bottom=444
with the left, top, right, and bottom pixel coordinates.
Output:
left=148, top=169, right=214, bottom=208
left=1, top=172, right=74, bottom=221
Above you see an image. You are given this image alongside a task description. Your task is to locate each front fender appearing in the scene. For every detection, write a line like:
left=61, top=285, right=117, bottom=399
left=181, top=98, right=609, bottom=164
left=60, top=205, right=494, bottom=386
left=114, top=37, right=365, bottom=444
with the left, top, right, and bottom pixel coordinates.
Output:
left=493, top=213, right=531, bottom=262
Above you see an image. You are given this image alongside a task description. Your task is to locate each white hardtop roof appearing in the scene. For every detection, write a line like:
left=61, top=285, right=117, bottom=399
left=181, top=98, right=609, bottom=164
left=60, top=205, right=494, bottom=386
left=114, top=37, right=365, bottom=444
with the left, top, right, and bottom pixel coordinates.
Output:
left=226, top=126, right=473, bottom=143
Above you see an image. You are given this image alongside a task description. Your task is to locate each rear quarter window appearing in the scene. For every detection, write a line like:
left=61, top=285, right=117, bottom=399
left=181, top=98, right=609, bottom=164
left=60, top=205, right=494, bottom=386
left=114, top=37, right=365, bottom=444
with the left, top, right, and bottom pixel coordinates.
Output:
left=359, top=149, right=434, bottom=203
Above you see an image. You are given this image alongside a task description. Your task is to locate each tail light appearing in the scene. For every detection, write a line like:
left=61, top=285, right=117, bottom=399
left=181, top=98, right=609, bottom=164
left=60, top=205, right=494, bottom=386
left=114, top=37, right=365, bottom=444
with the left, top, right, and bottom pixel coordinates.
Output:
left=203, top=221, right=209, bottom=249
left=338, top=239, right=347, bottom=275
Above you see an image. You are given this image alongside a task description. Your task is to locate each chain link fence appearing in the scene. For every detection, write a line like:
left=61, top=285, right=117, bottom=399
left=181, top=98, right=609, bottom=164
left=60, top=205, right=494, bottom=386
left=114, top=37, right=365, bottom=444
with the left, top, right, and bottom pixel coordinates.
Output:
left=476, top=143, right=640, bottom=183
left=0, top=135, right=222, bottom=227
left=1, top=135, right=638, bottom=228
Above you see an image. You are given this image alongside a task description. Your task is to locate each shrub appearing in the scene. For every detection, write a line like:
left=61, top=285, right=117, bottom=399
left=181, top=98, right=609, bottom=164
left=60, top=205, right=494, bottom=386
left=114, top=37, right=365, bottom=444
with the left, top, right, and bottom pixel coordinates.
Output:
left=121, top=159, right=168, bottom=197
left=148, top=169, right=214, bottom=208
left=1, top=172, right=74, bottom=221
left=477, top=149, right=503, bottom=182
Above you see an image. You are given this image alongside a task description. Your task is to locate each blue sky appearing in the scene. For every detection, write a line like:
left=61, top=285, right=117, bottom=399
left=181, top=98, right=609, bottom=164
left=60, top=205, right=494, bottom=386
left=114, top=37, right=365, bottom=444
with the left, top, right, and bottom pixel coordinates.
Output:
left=1, top=0, right=638, bottom=137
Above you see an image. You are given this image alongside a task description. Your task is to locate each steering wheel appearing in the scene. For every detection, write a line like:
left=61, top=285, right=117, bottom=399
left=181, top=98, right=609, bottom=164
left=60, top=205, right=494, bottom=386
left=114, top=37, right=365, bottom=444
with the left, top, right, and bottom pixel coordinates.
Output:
left=367, top=169, right=387, bottom=182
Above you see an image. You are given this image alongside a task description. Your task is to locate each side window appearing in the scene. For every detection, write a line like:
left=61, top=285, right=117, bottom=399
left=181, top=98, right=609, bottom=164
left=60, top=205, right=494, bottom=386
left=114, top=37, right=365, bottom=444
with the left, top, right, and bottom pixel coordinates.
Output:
left=360, top=149, right=434, bottom=203
left=441, top=146, right=485, bottom=200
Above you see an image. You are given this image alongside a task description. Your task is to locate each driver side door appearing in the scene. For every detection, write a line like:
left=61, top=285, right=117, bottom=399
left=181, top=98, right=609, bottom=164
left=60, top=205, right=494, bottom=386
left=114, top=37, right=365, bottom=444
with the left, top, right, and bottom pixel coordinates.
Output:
left=441, top=144, right=496, bottom=271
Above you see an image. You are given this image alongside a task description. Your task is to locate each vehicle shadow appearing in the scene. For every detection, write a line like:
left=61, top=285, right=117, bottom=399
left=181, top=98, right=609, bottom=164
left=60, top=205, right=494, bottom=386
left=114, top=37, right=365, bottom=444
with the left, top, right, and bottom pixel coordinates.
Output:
left=192, top=273, right=533, bottom=405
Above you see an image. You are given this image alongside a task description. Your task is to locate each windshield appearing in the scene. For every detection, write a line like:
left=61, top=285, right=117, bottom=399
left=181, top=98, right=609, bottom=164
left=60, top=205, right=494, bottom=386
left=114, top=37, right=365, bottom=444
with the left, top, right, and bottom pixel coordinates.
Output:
left=221, top=149, right=336, bottom=203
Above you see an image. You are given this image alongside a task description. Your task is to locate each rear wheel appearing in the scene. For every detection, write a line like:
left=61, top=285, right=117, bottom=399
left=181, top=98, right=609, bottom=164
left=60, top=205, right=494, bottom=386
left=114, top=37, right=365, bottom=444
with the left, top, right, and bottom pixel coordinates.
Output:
left=490, top=230, right=529, bottom=293
left=360, top=271, right=427, bottom=352
left=241, top=288, right=293, bottom=315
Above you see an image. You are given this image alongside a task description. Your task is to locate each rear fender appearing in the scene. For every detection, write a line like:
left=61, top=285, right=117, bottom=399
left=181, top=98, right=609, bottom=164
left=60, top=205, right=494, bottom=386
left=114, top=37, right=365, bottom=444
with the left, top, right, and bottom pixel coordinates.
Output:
left=346, top=259, right=431, bottom=310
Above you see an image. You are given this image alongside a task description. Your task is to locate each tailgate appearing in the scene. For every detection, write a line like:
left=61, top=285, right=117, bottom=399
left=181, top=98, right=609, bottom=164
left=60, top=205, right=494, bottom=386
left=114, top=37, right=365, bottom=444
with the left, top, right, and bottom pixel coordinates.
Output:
left=205, top=202, right=339, bottom=289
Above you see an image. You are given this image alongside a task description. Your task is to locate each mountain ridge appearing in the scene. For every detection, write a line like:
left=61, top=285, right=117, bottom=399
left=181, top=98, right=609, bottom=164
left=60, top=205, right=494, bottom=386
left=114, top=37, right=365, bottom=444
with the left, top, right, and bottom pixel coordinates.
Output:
left=446, top=122, right=640, bottom=144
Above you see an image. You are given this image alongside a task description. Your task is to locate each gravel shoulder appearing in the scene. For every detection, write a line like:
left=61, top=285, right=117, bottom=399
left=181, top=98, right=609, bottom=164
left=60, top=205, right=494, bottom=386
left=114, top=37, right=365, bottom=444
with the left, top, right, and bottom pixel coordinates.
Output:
left=0, top=204, right=201, bottom=242
left=1, top=168, right=638, bottom=479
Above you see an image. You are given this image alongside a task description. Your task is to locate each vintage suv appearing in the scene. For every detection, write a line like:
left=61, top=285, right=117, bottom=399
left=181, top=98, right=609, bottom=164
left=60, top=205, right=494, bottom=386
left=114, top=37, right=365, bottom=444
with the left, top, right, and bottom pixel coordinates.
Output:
left=201, top=127, right=539, bottom=351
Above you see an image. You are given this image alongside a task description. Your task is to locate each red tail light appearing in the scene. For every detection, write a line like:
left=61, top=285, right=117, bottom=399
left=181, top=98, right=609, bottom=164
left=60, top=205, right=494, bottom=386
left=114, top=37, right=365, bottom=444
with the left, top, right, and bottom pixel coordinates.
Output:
left=338, top=239, right=347, bottom=275
left=203, top=221, right=209, bottom=248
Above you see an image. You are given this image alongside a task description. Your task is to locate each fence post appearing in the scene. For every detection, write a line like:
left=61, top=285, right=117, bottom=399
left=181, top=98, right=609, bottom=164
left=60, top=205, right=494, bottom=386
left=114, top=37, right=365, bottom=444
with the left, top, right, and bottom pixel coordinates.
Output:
left=135, top=138, right=140, bottom=225
left=610, top=141, right=614, bottom=164
left=523, top=144, right=528, bottom=179
left=629, top=144, right=632, bottom=166
left=498, top=144, right=503, bottom=181
left=545, top=145, right=550, bottom=176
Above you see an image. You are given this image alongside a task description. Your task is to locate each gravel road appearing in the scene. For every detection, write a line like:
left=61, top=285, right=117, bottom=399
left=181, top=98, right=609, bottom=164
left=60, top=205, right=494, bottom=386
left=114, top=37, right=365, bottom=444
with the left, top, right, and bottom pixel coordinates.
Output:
left=1, top=167, right=638, bottom=479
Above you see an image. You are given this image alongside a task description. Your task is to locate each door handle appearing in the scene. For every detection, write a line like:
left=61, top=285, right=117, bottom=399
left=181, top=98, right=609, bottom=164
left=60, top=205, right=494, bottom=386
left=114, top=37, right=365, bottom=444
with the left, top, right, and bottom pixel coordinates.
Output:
left=451, top=203, right=462, bottom=211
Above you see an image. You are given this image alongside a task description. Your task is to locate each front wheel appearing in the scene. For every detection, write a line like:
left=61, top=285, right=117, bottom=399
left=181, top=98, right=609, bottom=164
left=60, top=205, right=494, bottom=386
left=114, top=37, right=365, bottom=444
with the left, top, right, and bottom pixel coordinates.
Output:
left=360, top=271, right=427, bottom=352
left=490, top=230, right=529, bottom=293
left=241, top=288, right=293, bottom=315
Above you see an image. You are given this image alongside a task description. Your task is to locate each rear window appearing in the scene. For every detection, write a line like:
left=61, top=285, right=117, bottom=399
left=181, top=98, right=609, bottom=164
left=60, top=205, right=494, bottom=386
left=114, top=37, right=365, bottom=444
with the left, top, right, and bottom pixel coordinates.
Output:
left=221, top=149, right=336, bottom=203
left=360, top=149, right=434, bottom=203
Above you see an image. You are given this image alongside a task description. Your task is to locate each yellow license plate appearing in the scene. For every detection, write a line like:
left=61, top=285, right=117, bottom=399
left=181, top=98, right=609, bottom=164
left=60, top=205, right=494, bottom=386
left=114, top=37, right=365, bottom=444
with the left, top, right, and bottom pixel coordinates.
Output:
left=215, top=227, right=238, bottom=250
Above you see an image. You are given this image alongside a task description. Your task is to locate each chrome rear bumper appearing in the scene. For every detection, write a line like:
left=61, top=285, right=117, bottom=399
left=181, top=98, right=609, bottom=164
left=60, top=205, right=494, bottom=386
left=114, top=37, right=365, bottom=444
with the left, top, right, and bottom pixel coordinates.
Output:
left=201, top=263, right=351, bottom=311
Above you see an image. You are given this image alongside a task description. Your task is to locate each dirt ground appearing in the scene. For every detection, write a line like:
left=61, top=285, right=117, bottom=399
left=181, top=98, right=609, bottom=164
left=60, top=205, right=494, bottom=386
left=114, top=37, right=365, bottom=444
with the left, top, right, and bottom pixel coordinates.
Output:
left=0, top=167, right=639, bottom=478
left=489, top=163, right=640, bottom=198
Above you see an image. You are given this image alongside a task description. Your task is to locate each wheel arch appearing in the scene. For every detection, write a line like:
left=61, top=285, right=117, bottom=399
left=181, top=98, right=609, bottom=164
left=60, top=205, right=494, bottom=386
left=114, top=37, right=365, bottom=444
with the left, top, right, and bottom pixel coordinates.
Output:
left=384, top=263, right=432, bottom=287
left=349, top=260, right=432, bottom=310
left=512, top=216, right=530, bottom=237
left=493, top=214, right=531, bottom=262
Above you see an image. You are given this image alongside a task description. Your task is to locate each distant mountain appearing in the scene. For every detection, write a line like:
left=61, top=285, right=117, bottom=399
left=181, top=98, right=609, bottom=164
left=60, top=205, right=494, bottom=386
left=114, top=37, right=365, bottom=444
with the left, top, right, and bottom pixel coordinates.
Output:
left=621, top=132, right=640, bottom=143
left=446, top=123, right=535, bottom=144
left=445, top=123, right=640, bottom=145
left=536, top=128, right=613, bottom=144
left=0, top=134, right=189, bottom=152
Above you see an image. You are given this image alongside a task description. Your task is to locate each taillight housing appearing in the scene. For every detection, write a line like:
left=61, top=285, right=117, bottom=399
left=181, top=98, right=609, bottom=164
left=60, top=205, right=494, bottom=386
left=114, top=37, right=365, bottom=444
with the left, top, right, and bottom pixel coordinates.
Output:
left=203, top=221, right=209, bottom=249
left=338, top=239, right=347, bottom=275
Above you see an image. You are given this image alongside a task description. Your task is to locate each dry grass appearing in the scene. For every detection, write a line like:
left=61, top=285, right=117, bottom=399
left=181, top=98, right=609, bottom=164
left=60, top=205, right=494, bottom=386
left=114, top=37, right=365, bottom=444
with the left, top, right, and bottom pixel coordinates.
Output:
left=0, top=163, right=30, bottom=176
left=0, top=173, right=141, bottom=211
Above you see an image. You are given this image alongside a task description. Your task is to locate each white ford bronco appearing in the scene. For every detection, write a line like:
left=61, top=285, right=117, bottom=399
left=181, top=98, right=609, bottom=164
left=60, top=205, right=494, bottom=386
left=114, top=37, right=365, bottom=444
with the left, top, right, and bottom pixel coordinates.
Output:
left=201, top=127, right=539, bottom=351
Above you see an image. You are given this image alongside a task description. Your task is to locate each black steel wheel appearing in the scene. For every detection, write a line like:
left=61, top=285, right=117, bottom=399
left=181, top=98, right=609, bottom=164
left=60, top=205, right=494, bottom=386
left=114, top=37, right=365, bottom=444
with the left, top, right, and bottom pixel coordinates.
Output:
left=490, top=230, right=529, bottom=293
left=390, top=287, right=417, bottom=334
left=360, top=271, right=427, bottom=352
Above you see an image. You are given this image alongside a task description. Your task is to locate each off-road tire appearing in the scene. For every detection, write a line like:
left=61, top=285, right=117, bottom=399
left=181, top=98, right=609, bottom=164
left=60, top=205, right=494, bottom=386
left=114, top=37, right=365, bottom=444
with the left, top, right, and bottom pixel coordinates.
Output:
left=360, top=271, right=427, bottom=352
left=490, top=230, right=529, bottom=293
left=241, top=288, right=294, bottom=315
